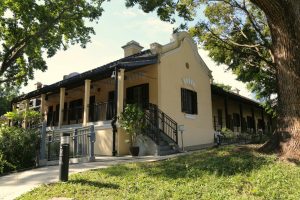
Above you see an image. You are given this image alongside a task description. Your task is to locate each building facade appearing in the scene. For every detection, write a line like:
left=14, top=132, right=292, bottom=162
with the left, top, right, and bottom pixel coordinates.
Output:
left=12, top=32, right=274, bottom=156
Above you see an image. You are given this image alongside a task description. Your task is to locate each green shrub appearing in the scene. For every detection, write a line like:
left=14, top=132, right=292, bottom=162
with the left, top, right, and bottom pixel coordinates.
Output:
left=0, top=151, right=15, bottom=174
left=0, top=126, right=39, bottom=174
left=221, top=128, right=236, bottom=139
left=4, top=110, right=42, bottom=128
left=119, top=104, right=145, bottom=147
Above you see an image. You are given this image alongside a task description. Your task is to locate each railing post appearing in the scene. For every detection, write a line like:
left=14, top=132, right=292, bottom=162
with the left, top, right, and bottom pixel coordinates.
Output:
left=82, top=130, right=86, bottom=156
left=89, top=125, right=95, bottom=161
left=47, top=134, right=51, bottom=161
left=161, top=112, right=165, bottom=133
left=175, top=124, right=178, bottom=144
left=39, top=121, right=47, bottom=166
left=73, top=129, right=78, bottom=157
left=75, top=108, right=78, bottom=124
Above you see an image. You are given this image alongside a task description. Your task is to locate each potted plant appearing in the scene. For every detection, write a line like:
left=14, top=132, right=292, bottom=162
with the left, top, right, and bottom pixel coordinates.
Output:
left=119, top=104, right=145, bottom=156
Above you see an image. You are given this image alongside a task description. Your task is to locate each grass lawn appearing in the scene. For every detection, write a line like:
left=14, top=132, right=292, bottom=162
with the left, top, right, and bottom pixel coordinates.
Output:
left=18, top=145, right=300, bottom=200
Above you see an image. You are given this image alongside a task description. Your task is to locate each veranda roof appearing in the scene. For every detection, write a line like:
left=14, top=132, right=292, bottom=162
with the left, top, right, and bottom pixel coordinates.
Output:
left=13, top=50, right=158, bottom=103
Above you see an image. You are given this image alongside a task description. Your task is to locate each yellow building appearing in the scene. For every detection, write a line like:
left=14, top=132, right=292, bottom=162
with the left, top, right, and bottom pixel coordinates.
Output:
left=12, top=32, right=273, bottom=156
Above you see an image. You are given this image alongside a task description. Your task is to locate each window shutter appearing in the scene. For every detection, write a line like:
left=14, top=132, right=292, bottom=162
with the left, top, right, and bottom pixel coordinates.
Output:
left=181, top=88, right=185, bottom=112
left=192, top=91, right=198, bottom=114
left=181, top=88, right=197, bottom=114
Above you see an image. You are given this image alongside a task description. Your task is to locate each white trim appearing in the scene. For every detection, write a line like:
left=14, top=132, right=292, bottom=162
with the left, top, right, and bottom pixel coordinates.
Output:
left=94, top=124, right=112, bottom=130
left=46, top=120, right=113, bottom=131
left=184, top=114, right=197, bottom=119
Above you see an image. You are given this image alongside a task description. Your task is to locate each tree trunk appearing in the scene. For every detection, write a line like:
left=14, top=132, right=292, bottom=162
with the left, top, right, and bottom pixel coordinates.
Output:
left=251, top=0, right=300, bottom=160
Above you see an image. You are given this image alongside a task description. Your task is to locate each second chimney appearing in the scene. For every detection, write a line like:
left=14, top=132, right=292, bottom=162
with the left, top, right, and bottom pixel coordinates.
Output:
left=122, top=41, right=143, bottom=57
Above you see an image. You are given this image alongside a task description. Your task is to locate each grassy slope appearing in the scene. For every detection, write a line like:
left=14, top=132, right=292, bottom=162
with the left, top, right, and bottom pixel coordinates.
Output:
left=19, top=146, right=300, bottom=200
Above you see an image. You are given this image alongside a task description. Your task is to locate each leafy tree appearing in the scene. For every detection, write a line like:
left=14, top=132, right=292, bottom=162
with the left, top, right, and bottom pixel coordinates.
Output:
left=0, top=84, right=19, bottom=115
left=127, top=0, right=300, bottom=160
left=0, top=0, right=105, bottom=87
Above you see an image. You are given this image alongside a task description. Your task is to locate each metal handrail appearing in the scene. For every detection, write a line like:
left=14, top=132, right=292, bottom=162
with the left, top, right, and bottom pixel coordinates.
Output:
left=145, top=103, right=178, bottom=145
left=46, top=125, right=95, bottom=161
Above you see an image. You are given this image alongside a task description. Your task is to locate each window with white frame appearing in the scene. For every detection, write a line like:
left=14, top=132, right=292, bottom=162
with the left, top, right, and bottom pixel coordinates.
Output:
left=181, top=88, right=198, bottom=115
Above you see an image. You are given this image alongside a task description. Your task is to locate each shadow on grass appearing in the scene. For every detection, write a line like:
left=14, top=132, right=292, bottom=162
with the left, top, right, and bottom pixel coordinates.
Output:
left=68, top=179, right=119, bottom=189
left=103, top=145, right=274, bottom=179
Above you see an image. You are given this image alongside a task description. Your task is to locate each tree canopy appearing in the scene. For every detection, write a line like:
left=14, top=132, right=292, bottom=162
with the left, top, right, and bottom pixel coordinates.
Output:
left=0, top=85, right=19, bottom=115
left=0, top=0, right=105, bottom=87
left=126, top=0, right=276, bottom=115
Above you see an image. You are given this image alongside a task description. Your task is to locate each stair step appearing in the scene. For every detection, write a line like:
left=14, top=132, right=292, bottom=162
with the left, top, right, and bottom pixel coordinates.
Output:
left=159, top=145, right=172, bottom=151
left=159, top=149, right=178, bottom=156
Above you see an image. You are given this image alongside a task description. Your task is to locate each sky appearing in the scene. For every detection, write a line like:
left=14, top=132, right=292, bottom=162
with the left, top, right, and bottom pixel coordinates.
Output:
left=20, top=0, right=252, bottom=98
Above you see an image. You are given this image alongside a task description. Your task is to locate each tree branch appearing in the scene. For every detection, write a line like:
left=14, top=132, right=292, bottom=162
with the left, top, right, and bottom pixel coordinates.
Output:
left=205, top=25, right=274, bottom=67
left=0, top=5, right=71, bottom=77
left=237, top=0, right=271, bottom=49
left=0, top=73, right=27, bottom=84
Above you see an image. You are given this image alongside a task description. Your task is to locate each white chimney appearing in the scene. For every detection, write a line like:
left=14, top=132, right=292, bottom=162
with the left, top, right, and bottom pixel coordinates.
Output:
left=35, top=82, right=43, bottom=90
left=122, top=41, right=143, bottom=57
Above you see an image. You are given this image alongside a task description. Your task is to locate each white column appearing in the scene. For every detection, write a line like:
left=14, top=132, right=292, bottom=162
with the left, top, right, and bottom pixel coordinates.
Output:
left=83, top=79, right=91, bottom=126
left=117, top=69, right=125, bottom=155
left=117, top=69, right=125, bottom=116
left=58, top=88, right=65, bottom=128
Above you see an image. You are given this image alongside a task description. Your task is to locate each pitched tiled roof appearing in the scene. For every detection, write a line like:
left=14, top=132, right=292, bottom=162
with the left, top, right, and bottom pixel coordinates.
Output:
left=211, top=84, right=262, bottom=107
left=13, top=50, right=157, bottom=103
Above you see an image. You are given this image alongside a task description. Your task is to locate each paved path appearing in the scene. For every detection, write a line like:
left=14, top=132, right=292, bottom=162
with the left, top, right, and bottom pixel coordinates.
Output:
left=0, top=154, right=185, bottom=200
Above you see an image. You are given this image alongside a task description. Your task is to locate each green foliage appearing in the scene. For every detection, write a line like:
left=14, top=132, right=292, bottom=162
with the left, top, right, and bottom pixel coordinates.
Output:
left=214, top=82, right=232, bottom=92
left=0, top=126, right=39, bottom=174
left=125, top=0, right=197, bottom=23
left=119, top=104, right=145, bottom=146
left=25, top=110, right=42, bottom=126
left=0, top=84, right=19, bottom=115
left=190, top=1, right=276, bottom=115
left=0, top=0, right=105, bottom=87
left=221, top=127, right=235, bottom=138
left=0, top=151, right=14, bottom=174
left=18, top=146, right=300, bottom=199
left=4, top=110, right=22, bottom=121
left=4, top=109, right=42, bottom=127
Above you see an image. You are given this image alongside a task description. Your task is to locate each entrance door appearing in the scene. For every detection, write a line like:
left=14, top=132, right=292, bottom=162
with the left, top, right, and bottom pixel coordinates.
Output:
left=126, top=83, right=149, bottom=107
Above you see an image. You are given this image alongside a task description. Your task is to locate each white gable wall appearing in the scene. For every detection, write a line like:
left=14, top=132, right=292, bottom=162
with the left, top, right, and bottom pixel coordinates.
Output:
left=157, top=34, right=214, bottom=149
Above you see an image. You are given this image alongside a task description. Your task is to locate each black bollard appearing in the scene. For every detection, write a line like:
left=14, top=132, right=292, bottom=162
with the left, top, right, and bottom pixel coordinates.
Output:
left=59, top=132, right=70, bottom=182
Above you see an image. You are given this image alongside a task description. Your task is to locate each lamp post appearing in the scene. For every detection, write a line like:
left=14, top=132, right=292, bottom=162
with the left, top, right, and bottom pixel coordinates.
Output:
left=111, top=66, right=119, bottom=156
left=59, top=132, right=70, bottom=182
